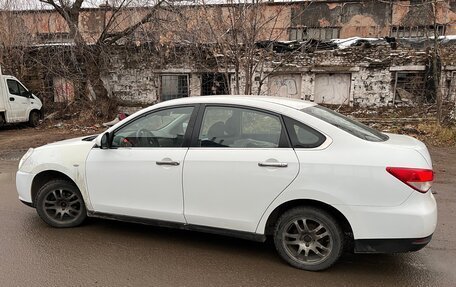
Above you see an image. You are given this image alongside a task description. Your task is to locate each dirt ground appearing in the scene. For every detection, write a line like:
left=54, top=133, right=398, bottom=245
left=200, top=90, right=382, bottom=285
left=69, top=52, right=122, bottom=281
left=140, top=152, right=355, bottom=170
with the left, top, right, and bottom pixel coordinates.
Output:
left=0, top=124, right=103, bottom=161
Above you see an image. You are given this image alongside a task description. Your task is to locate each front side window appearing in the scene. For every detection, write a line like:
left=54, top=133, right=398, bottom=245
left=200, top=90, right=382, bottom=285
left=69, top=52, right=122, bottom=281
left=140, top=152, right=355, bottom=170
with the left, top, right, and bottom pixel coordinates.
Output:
left=198, top=106, right=282, bottom=148
left=7, top=80, right=20, bottom=96
left=112, top=106, right=194, bottom=148
left=302, top=105, right=388, bottom=142
left=18, top=83, right=27, bottom=96
left=7, top=79, right=28, bottom=97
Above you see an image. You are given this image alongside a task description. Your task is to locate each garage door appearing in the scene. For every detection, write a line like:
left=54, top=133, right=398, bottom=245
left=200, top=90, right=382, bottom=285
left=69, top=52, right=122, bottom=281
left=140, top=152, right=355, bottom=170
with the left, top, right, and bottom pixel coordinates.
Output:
left=268, top=74, right=301, bottom=98
left=314, top=73, right=351, bottom=105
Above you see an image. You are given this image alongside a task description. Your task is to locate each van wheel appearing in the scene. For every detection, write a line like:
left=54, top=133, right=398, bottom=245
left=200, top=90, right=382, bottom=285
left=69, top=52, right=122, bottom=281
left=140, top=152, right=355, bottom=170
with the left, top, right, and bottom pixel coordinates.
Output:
left=35, top=179, right=87, bottom=228
left=0, top=113, right=4, bottom=126
left=273, top=207, right=344, bottom=271
left=28, top=110, right=40, bottom=127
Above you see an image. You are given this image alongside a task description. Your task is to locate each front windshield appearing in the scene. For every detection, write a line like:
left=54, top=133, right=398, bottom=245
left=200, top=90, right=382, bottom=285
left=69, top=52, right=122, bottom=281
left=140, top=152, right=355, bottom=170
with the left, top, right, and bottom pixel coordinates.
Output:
left=302, top=106, right=389, bottom=142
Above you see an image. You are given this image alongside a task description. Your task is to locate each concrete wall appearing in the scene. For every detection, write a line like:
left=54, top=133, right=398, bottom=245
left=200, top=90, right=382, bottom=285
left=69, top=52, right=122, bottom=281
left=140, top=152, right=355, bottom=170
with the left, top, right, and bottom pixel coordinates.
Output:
left=97, top=43, right=437, bottom=108
left=3, top=37, right=455, bottom=109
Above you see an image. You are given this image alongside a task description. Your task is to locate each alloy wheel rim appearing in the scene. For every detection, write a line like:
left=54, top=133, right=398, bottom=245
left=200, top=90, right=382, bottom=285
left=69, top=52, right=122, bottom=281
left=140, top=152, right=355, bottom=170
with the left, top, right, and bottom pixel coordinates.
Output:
left=42, top=189, right=82, bottom=223
left=282, top=218, right=332, bottom=265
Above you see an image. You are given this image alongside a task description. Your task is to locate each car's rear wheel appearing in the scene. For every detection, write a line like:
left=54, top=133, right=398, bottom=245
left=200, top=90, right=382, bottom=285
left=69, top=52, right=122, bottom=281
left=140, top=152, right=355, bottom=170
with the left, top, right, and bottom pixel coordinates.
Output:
left=35, top=179, right=87, bottom=228
left=28, top=110, right=40, bottom=127
left=273, top=207, right=344, bottom=271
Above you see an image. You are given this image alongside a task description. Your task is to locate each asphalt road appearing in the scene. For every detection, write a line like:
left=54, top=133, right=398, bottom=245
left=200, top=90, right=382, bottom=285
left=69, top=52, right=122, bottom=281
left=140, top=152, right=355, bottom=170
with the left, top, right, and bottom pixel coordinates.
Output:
left=1, top=147, right=455, bottom=287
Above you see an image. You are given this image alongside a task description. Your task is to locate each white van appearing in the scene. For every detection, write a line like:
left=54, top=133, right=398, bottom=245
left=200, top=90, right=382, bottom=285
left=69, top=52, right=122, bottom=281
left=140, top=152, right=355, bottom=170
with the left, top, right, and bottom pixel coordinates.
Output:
left=0, top=68, right=43, bottom=127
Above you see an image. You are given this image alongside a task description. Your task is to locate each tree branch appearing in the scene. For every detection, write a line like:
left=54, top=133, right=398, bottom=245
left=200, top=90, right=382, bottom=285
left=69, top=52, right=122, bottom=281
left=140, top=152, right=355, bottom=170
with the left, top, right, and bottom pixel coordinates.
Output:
left=101, top=0, right=167, bottom=45
left=39, top=0, right=66, bottom=18
left=39, top=0, right=82, bottom=42
left=98, top=0, right=129, bottom=44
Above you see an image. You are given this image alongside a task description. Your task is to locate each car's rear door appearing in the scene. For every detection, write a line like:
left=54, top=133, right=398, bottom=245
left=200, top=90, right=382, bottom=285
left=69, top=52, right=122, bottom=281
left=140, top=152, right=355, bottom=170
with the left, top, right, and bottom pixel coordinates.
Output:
left=183, top=105, right=299, bottom=232
left=86, top=105, right=196, bottom=223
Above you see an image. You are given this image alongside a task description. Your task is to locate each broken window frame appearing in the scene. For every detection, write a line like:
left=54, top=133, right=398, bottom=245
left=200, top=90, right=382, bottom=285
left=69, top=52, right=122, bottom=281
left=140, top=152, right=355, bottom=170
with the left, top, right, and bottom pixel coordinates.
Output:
left=288, top=27, right=341, bottom=41
left=160, top=74, right=189, bottom=102
left=392, top=71, right=427, bottom=104
left=390, top=25, right=446, bottom=38
left=201, top=73, right=231, bottom=96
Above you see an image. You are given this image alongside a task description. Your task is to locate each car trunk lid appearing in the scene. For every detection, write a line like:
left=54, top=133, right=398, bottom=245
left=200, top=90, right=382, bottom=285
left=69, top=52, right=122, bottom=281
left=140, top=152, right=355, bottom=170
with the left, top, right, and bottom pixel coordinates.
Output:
left=383, top=133, right=432, bottom=168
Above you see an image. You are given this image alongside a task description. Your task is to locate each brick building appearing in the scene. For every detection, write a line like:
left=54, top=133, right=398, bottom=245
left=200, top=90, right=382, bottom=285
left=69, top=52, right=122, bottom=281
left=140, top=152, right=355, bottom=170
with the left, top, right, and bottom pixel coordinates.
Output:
left=1, top=1, right=456, bottom=107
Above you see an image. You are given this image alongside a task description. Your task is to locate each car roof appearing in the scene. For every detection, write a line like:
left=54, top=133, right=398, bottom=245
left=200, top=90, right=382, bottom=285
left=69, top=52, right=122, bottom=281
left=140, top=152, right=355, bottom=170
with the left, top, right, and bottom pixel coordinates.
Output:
left=156, top=95, right=317, bottom=110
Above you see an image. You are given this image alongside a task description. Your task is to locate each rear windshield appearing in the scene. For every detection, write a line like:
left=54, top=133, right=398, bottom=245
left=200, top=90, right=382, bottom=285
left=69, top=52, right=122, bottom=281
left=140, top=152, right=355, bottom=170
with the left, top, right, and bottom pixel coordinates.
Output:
left=302, top=106, right=389, bottom=142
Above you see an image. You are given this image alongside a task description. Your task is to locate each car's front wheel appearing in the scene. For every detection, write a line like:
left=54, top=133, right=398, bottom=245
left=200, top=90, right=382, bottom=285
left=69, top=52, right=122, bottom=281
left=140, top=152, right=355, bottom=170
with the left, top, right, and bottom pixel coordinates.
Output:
left=273, top=206, right=344, bottom=271
left=28, top=110, right=40, bottom=127
left=35, top=179, right=87, bottom=228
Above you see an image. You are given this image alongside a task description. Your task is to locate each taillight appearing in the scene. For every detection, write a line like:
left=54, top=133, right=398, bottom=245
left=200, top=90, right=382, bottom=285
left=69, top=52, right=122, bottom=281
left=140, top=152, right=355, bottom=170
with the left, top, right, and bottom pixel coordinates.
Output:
left=386, top=167, right=434, bottom=193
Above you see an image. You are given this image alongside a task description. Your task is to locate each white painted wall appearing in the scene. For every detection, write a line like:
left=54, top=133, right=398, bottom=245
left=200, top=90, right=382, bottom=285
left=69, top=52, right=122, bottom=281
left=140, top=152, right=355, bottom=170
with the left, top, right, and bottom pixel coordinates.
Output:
left=314, top=73, right=351, bottom=105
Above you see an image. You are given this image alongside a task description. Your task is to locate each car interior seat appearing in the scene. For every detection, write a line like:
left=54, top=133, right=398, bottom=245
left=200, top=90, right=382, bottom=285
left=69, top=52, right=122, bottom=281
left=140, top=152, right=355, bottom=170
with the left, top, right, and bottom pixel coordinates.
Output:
left=207, top=121, right=226, bottom=144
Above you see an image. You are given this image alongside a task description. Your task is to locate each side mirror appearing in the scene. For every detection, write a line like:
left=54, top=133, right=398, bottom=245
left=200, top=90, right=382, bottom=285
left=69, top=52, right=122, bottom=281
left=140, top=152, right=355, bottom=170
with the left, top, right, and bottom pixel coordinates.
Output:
left=97, top=132, right=111, bottom=149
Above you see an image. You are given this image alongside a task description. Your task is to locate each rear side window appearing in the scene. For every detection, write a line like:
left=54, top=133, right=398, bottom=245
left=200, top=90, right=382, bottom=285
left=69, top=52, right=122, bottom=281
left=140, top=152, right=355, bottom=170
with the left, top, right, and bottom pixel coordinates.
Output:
left=197, top=106, right=283, bottom=148
left=302, top=106, right=388, bottom=142
left=284, top=117, right=326, bottom=148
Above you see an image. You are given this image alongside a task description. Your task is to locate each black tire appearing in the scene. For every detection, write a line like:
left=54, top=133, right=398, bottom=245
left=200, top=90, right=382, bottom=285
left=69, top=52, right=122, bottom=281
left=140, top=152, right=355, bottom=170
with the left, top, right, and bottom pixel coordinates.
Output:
left=28, top=110, right=40, bottom=127
left=35, top=179, right=87, bottom=228
left=273, top=206, right=344, bottom=271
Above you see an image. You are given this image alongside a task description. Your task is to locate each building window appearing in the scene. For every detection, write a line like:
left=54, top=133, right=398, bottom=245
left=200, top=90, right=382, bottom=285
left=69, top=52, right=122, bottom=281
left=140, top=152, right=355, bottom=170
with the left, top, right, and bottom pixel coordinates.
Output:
left=390, top=25, right=445, bottom=38
left=201, top=73, right=230, bottom=95
left=36, top=32, right=71, bottom=44
left=160, top=75, right=189, bottom=102
left=289, top=27, right=340, bottom=41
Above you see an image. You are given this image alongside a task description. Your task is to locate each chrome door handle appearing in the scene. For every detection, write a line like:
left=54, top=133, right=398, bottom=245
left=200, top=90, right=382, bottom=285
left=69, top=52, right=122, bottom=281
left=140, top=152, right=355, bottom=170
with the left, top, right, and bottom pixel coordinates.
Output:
left=258, top=162, right=288, bottom=168
left=156, top=160, right=180, bottom=166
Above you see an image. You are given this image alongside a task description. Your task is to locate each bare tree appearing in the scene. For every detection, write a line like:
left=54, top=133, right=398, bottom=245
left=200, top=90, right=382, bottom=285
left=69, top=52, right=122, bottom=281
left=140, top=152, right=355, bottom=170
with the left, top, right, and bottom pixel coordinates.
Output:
left=172, top=0, right=312, bottom=96
left=430, top=0, right=444, bottom=123
left=30, top=0, right=170, bottom=115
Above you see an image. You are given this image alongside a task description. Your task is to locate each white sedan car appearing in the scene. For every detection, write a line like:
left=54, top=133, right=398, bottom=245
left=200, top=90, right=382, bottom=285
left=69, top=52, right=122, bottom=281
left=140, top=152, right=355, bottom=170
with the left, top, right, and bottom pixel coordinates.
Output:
left=16, top=96, right=437, bottom=271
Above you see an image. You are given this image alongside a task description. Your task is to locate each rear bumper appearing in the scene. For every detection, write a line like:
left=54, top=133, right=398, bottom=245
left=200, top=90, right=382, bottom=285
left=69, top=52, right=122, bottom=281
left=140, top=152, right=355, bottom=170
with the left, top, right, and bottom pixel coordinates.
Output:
left=354, top=234, right=433, bottom=253
left=337, top=191, right=437, bottom=240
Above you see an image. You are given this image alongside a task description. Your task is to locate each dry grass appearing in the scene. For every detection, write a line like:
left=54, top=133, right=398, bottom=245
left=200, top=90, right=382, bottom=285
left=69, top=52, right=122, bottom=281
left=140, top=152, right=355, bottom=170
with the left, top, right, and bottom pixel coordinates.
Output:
left=415, top=123, right=456, bottom=147
left=380, top=122, right=456, bottom=147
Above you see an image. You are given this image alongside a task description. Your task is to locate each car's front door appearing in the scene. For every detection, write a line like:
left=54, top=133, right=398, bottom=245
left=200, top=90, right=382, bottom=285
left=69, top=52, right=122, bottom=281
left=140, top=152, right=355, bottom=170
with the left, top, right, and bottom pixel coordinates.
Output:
left=183, top=105, right=299, bottom=232
left=6, top=78, right=30, bottom=122
left=86, top=106, right=195, bottom=223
